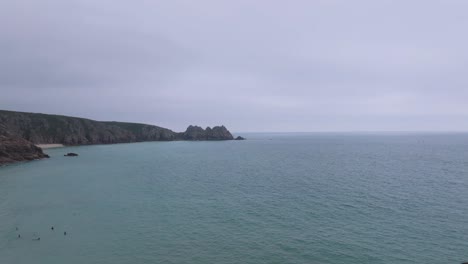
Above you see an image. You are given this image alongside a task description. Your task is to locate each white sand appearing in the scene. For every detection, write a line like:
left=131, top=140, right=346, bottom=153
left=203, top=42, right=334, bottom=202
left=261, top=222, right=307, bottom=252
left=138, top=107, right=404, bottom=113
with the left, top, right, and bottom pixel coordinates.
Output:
left=36, top=144, right=64, bottom=149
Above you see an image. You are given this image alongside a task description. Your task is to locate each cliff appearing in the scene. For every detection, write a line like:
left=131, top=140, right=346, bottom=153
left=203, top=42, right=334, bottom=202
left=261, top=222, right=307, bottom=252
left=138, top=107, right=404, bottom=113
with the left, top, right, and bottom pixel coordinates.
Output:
left=0, top=110, right=178, bottom=145
left=0, top=126, right=49, bottom=165
left=179, top=125, right=234, bottom=140
left=0, top=110, right=235, bottom=165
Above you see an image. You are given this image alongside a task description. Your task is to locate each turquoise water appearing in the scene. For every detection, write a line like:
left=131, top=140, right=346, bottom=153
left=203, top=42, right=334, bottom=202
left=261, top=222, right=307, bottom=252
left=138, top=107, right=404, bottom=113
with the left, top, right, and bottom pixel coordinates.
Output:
left=1, top=133, right=468, bottom=264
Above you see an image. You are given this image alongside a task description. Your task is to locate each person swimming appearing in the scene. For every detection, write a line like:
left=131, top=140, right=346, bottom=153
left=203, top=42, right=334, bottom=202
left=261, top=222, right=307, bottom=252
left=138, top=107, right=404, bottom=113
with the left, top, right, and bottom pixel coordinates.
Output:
left=18, top=234, right=21, bottom=238
left=51, top=226, right=54, bottom=230
left=64, top=231, right=67, bottom=236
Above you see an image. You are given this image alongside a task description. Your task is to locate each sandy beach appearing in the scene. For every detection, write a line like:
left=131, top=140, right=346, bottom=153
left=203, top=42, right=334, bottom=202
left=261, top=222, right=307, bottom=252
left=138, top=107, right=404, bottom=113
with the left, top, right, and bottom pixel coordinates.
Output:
left=36, top=144, right=64, bottom=149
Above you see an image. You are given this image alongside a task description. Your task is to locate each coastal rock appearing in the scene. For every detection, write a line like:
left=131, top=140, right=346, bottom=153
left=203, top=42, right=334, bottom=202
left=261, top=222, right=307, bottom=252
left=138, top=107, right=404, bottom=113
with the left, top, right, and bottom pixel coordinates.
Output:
left=209, top=126, right=234, bottom=140
left=64, top=153, right=78, bottom=157
left=180, top=125, right=206, bottom=140
left=180, top=125, right=234, bottom=140
left=0, top=134, right=49, bottom=165
left=0, top=110, right=177, bottom=145
left=234, top=136, right=246, bottom=140
left=0, top=110, right=236, bottom=165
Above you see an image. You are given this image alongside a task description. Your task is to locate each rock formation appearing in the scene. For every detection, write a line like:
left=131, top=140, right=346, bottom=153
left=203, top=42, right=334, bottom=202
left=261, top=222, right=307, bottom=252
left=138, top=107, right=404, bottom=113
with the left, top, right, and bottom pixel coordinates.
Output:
left=0, top=110, right=177, bottom=145
left=0, top=110, right=235, bottom=146
left=179, top=125, right=234, bottom=140
left=0, top=110, right=237, bottom=165
left=0, top=134, right=49, bottom=165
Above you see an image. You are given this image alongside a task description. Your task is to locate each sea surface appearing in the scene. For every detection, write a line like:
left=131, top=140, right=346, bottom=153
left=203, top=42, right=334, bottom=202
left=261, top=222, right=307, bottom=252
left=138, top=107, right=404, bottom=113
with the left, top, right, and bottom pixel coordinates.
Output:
left=1, top=133, right=468, bottom=264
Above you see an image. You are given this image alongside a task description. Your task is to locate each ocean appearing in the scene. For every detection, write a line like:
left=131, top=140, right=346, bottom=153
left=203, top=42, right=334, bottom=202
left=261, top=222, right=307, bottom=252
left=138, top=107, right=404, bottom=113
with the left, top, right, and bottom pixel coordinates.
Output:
left=1, top=133, right=467, bottom=264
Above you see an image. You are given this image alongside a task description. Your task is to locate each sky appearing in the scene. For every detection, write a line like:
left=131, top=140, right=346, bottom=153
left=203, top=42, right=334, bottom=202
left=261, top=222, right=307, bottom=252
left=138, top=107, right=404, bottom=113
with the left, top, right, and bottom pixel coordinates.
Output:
left=1, top=0, right=468, bottom=132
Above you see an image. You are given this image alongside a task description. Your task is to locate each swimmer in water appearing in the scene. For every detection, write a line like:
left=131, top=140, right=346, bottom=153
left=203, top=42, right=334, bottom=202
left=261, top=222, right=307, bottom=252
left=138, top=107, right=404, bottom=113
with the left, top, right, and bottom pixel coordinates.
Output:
left=51, top=226, right=54, bottom=230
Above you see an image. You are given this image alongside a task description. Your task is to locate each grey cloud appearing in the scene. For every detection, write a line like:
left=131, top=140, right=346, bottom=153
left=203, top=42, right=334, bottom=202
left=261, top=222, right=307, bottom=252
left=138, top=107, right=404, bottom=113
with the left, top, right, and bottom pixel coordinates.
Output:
left=1, top=0, right=468, bottom=132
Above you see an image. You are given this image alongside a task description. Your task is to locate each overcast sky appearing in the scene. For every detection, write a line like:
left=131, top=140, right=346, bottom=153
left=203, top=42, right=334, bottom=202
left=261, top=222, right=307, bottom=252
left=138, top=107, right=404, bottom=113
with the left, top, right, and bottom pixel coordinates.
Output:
left=1, top=0, right=468, bottom=132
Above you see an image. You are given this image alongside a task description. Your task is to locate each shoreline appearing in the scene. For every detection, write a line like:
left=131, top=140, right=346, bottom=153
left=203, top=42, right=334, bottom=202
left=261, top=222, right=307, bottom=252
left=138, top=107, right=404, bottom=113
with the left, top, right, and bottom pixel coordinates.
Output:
left=36, top=144, right=64, bottom=149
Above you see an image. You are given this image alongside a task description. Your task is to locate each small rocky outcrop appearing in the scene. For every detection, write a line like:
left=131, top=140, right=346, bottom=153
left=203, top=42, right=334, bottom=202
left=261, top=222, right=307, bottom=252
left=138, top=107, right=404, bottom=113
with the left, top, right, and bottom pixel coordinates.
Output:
left=0, top=134, right=49, bottom=165
left=234, top=136, right=246, bottom=140
left=64, top=153, right=78, bottom=157
left=180, top=125, right=234, bottom=140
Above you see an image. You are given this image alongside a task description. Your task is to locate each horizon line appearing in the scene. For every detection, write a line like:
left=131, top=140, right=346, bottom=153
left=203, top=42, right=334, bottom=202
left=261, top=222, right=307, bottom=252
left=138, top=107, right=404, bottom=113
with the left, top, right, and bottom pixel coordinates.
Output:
left=233, top=131, right=468, bottom=134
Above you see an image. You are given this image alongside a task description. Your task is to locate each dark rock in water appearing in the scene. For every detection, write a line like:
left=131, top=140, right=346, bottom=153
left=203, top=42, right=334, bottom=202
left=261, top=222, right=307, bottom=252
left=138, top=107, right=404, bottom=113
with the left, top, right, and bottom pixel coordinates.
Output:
left=64, top=153, right=78, bottom=157
left=234, top=136, right=246, bottom=140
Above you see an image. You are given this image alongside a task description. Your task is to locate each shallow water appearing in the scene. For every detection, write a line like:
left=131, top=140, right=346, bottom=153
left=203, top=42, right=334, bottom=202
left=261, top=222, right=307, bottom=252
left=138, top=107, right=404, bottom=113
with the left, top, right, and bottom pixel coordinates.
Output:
left=1, top=133, right=468, bottom=264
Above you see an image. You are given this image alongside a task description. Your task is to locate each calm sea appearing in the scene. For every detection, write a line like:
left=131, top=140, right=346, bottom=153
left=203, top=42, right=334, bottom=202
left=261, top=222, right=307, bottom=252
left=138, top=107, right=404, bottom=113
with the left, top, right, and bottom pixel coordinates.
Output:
left=1, top=133, right=467, bottom=264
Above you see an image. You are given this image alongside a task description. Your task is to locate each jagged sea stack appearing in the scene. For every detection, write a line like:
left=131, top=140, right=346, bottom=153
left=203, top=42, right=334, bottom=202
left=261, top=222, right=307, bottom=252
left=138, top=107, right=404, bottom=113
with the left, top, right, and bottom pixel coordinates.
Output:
left=180, top=125, right=234, bottom=140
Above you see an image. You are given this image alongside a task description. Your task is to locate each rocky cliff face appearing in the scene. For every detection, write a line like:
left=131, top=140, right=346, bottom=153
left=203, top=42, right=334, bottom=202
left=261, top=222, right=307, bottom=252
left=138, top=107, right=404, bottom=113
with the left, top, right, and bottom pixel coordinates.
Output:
left=0, top=110, right=235, bottom=165
left=0, top=110, right=178, bottom=145
left=180, top=125, right=234, bottom=140
left=0, top=132, right=49, bottom=165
